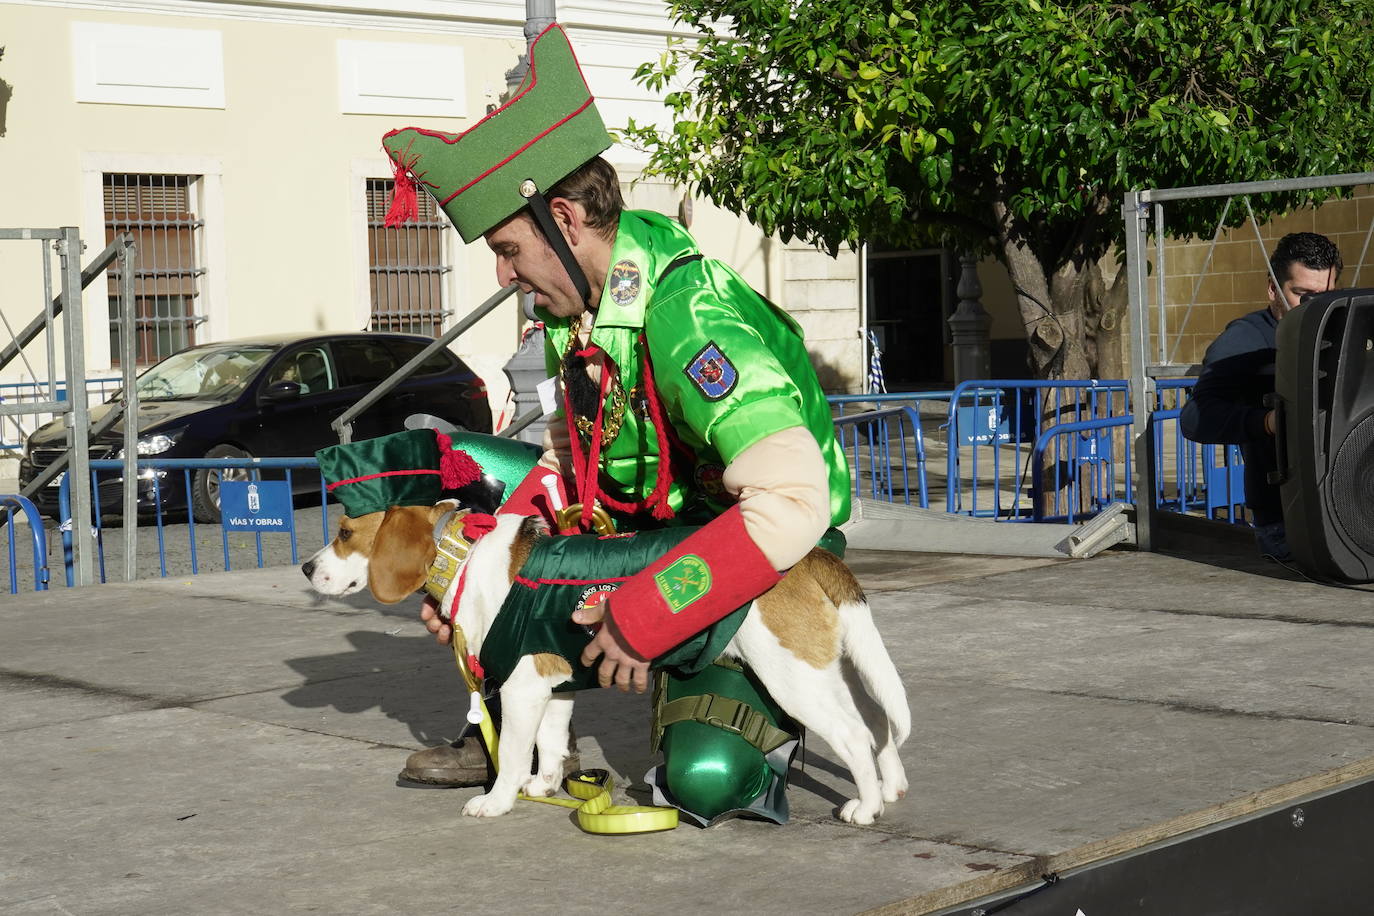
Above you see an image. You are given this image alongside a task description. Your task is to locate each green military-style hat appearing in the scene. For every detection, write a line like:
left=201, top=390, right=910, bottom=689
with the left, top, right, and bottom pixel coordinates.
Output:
left=381, top=24, right=613, bottom=244
left=316, top=429, right=482, bottom=518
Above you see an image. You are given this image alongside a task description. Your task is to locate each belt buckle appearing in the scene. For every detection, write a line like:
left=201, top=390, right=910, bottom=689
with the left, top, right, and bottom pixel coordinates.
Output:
left=703, top=696, right=747, bottom=736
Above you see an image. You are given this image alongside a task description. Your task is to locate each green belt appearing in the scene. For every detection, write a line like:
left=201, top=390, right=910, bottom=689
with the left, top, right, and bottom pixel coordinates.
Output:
left=652, top=679, right=794, bottom=755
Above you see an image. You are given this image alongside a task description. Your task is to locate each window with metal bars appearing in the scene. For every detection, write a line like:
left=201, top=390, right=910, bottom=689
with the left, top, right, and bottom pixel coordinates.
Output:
left=367, top=178, right=452, bottom=337
left=104, top=173, right=207, bottom=366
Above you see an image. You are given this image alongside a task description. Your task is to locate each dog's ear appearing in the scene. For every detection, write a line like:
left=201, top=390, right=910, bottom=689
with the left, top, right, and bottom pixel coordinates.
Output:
left=368, top=506, right=437, bottom=604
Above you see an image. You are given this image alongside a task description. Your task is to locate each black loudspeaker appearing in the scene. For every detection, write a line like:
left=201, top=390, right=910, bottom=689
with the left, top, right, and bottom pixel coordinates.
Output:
left=1273, top=288, right=1374, bottom=583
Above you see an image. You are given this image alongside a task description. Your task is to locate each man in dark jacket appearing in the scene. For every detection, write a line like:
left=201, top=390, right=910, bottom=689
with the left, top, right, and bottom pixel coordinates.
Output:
left=1180, top=232, right=1342, bottom=560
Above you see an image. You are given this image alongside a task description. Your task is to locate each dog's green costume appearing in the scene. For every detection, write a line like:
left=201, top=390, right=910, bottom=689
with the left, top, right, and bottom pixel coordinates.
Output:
left=479, top=526, right=802, bottom=824
left=374, top=24, right=851, bottom=825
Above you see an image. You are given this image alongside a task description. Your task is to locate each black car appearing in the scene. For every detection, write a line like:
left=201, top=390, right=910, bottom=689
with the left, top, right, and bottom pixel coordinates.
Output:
left=19, top=332, right=492, bottom=522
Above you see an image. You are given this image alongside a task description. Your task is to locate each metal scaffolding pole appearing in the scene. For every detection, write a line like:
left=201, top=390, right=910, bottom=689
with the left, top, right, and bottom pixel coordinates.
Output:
left=1122, top=192, right=1155, bottom=552
left=57, top=227, right=97, bottom=586
left=1122, top=169, right=1374, bottom=552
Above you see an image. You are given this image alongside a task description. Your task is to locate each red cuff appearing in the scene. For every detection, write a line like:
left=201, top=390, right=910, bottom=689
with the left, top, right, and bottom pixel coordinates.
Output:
left=607, top=505, right=781, bottom=659
left=498, top=466, right=567, bottom=528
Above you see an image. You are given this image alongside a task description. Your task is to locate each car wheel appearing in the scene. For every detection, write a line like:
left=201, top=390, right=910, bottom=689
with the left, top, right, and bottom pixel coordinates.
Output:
left=191, top=444, right=252, bottom=524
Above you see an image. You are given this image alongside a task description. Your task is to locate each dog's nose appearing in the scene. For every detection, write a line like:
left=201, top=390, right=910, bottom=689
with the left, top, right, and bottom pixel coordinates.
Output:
left=301, top=561, right=316, bottom=580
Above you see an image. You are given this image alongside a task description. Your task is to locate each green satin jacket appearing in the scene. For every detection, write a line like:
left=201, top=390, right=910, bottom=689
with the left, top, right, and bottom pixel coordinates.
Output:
left=537, top=209, right=851, bottom=526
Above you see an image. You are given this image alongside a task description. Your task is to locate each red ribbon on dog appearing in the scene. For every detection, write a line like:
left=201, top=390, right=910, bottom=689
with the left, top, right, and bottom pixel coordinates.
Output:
left=441, top=513, right=500, bottom=628
left=462, top=512, right=499, bottom=540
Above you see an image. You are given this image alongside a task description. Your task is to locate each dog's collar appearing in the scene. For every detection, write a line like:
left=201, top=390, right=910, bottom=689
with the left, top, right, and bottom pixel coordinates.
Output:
left=423, top=510, right=470, bottom=604
left=423, top=510, right=500, bottom=604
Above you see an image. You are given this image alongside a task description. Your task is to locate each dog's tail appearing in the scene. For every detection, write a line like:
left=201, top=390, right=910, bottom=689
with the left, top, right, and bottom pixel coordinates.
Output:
left=810, top=551, right=911, bottom=747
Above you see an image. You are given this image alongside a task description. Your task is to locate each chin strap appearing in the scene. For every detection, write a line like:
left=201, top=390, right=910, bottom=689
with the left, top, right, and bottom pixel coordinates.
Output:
left=523, top=184, right=592, bottom=307
left=604, top=505, right=782, bottom=660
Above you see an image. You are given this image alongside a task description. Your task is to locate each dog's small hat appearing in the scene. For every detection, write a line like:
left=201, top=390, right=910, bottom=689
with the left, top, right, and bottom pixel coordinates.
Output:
left=380, top=24, right=613, bottom=243
left=316, top=429, right=481, bottom=517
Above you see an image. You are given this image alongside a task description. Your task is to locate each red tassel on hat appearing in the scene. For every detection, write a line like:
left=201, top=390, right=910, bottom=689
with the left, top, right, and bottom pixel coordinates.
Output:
left=434, top=433, right=483, bottom=489
left=384, top=154, right=420, bottom=228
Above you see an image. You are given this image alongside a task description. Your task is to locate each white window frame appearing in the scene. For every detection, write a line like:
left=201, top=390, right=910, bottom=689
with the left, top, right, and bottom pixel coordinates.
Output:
left=81, top=153, right=226, bottom=371
left=336, top=40, right=467, bottom=118
left=72, top=21, right=226, bottom=110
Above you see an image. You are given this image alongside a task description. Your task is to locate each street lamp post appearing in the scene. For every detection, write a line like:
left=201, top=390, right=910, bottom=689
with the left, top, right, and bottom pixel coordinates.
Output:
left=500, top=0, right=559, bottom=443
left=504, top=0, right=558, bottom=97
left=948, top=254, right=992, bottom=383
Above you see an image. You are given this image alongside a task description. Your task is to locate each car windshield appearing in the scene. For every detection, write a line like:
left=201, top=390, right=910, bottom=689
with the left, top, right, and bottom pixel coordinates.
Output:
left=133, top=345, right=277, bottom=401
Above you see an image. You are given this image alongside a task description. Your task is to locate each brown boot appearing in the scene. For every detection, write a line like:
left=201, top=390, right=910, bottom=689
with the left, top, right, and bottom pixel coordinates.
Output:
left=398, top=732, right=581, bottom=787
left=398, top=739, right=490, bottom=787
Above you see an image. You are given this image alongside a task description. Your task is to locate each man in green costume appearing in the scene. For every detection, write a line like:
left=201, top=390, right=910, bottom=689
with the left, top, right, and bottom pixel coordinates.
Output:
left=386, top=24, right=851, bottom=823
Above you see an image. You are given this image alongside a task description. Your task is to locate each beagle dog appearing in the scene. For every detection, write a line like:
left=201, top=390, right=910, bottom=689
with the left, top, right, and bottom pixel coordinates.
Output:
left=303, top=504, right=910, bottom=825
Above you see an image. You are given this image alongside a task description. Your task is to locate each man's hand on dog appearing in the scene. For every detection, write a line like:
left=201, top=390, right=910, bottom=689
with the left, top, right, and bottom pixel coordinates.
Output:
left=574, top=602, right=650, bottom=693
left=420, top=595, right=453, bottom=645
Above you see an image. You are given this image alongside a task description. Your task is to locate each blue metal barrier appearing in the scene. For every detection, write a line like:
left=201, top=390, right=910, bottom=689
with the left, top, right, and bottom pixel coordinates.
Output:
left=832, top=406, right=929, bottom=508
left=1023, top=405, right=1247, bottom=526
left=1150, top=408, right=1248, bottom=524
left=2, top=494, right=51, bottom=593
left=828, top=391, right=955, bottom=418
left=835, top=380, right=1247, bottom=528
left=943, top=380, right=1131, bottom=519
left=1028, top=416, right=1135, bottom=524
left=53, top=457, right=329, bottom=586
left=7, top=380, right=1250, bottom=591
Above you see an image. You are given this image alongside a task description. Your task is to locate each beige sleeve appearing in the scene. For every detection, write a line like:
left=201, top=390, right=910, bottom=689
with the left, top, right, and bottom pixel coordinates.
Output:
left=722, top=425, right=830, bottom=571
left=538, top=416, right=570, bottom=475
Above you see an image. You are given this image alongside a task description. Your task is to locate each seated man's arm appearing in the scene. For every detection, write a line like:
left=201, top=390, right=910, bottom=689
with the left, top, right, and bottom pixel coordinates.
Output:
left=1180, top=324, right=1274, bottom=445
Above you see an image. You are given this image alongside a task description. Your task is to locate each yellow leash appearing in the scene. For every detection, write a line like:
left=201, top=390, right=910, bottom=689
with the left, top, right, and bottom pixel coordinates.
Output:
left=450, top=631, right=677, bottom=834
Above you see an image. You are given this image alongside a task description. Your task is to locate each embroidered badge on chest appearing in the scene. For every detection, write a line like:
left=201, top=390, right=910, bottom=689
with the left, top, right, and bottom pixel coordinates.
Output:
left=608, top=260, right=642, bottom=307
left=684, top=341, right=738, bottom=401
left=654, top=554, right=712, bottom=613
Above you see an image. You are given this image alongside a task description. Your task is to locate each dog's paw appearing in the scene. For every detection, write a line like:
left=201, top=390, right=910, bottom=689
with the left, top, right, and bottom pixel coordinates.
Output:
left=463, top=792, right=516, bottom=818
left=881, top=775, right=909, bottom=804
left=838, top=798, right=883, bottom=825
left=523, top=772, right=559, bottom=798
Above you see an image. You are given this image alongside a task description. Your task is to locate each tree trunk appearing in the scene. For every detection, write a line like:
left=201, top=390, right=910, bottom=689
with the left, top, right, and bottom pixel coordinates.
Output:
left=1087, top=256, right=1130, bottom=383
left=991, top=197, right=1092, bottom=381
left=993, top=194, right=1135, bottom=516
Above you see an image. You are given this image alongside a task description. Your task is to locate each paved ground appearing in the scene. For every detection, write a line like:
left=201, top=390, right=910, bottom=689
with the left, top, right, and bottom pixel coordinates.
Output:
left=3, top=533, right=1374, bottom=915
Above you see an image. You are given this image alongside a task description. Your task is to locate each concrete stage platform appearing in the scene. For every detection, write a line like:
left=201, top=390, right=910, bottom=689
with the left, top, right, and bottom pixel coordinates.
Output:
left=2, top=541, right=1372, bottom=915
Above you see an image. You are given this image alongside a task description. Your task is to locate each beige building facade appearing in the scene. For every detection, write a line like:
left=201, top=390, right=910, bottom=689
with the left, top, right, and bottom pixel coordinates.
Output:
left=0, top=0, right=869, bottom=430
left=13, top=0, right=1356, bottom=420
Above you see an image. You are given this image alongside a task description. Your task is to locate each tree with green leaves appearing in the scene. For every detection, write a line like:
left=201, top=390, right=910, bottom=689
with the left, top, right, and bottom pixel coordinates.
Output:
left=627, top=0, right=1374, bottom=379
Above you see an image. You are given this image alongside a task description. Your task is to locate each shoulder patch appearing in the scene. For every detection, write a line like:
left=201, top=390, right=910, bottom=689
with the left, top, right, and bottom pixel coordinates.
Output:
left=608, top=260, right=642, bottom=307
left=684, top=341, right=738, bottom=401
